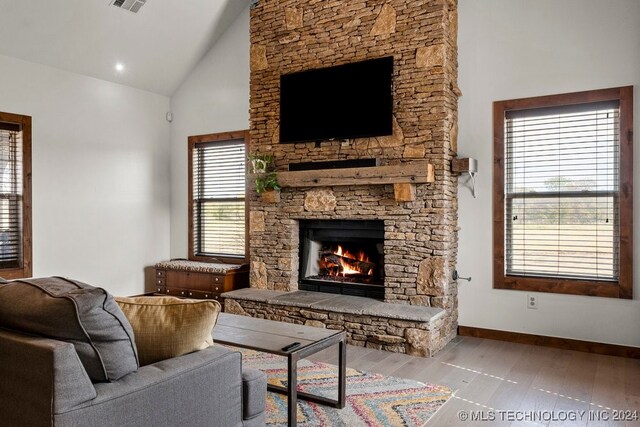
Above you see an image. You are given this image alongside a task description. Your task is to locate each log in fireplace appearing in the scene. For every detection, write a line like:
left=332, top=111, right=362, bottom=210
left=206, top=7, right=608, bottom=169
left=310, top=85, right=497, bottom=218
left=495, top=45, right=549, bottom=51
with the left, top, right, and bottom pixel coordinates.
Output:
left=298, top=220, right=384, bottom=299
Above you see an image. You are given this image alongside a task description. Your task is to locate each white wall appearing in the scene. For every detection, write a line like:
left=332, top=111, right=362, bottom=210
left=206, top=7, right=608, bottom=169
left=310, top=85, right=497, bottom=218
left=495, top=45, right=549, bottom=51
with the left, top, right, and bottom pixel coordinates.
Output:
left=457, top=0, right=640, bottom=346
left=0, top=54, right=171, bottom=296
left=169, top=7, right=250, bottom=258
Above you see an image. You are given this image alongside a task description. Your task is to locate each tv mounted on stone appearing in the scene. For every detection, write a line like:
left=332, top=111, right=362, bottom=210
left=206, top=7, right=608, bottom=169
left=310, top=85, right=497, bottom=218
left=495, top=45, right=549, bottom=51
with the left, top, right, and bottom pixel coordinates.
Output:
left=279, top=56, right=394, bottom=144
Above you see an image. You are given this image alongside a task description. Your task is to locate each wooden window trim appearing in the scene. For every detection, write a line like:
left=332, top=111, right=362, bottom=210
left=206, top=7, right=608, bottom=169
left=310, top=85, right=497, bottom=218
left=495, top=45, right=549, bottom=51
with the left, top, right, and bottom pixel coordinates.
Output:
left=0, top=111, right=32, bottom=279
left=188, top=130, right=249, bottom=265
left=493, top=86, right=633, bottom=299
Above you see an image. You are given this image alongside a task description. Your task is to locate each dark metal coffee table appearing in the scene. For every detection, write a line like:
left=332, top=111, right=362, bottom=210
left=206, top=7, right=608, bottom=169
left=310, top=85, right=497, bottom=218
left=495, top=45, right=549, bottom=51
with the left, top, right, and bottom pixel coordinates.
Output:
left=213, top=313, right=346, bottom=426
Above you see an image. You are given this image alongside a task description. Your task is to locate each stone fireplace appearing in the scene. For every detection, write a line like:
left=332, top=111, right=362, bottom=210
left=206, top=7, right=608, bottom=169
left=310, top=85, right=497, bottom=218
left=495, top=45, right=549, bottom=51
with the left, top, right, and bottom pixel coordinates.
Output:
left=225, top=0, right=460, bottom=356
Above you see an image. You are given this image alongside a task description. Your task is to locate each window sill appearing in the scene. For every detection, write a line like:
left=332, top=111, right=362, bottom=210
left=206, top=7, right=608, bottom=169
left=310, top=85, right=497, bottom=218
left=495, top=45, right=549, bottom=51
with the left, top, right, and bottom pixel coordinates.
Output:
left=189, top=255, right=247, bottom=265
left=0, top=266, right=32, bottom=280
left=494, top=274, right=630, bottom=299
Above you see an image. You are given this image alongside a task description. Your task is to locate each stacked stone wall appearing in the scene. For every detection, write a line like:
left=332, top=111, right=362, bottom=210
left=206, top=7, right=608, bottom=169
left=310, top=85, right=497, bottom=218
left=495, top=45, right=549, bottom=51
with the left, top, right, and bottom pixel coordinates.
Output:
left=247, top=0, right=460, bottom=353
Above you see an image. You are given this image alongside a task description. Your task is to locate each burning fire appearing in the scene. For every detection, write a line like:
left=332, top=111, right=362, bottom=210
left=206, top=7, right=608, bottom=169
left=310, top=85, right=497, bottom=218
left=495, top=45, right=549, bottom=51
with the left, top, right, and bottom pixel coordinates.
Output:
left=320, top=245, right=374, bottom=277
left=336, top=245, right=369, bottom=275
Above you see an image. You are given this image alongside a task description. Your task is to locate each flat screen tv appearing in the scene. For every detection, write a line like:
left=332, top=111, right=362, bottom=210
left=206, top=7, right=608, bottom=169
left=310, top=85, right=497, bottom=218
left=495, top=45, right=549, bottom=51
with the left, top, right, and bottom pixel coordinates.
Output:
left=279, top=56, right=393, bottom=144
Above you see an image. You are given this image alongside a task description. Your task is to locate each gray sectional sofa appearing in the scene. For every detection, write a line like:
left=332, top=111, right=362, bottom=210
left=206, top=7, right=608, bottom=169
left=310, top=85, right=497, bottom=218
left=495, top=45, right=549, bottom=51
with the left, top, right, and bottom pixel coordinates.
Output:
left=0, top=277, right=267, bottom=427
left=0, top=329, right=266, bottom=426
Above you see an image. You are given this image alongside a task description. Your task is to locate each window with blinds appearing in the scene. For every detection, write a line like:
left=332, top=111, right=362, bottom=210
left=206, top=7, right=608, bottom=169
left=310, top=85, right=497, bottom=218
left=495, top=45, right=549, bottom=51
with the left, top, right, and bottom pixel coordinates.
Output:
left=0, top=123, right=23, bottom=268
left=190, top=132, right=247, bottom=261
left=505, top=102, right=619, bottom=281
left=0, top=111, right=31, bottom=279
left=493, top=87, right=633, bottom=299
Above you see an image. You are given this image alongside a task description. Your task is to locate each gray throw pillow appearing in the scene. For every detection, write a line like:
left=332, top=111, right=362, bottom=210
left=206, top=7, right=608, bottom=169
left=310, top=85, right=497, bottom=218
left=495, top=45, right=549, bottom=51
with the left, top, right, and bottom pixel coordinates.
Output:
left=0, top=277, right=139, bottom=382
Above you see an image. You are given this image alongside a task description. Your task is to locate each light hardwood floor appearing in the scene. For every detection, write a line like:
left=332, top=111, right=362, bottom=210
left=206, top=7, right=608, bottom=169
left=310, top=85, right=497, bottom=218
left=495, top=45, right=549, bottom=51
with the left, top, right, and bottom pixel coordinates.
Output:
left=309, top=336, right=640, bottom=426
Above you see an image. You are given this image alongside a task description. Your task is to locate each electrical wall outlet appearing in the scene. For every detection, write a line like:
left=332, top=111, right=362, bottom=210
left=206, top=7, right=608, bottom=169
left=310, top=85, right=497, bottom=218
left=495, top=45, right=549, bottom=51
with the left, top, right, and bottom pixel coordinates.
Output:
left=527, top=294, right=538, bottom=310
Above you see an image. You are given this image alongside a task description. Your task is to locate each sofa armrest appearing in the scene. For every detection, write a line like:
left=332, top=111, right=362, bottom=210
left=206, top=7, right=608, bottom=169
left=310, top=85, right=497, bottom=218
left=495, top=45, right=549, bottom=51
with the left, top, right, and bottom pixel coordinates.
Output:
left=56, top=346, right=248, bottom=427
left=242, top=368, right=267, bottom=421
left=0, top=328, right=97, bottom=427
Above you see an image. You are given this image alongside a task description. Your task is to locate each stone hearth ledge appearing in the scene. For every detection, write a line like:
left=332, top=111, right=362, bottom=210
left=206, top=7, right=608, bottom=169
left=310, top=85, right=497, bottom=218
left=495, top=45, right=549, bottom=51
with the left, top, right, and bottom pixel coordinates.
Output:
left=222, top=289, right=445, bottom=322
left=221, top=289, right=449, bottom=356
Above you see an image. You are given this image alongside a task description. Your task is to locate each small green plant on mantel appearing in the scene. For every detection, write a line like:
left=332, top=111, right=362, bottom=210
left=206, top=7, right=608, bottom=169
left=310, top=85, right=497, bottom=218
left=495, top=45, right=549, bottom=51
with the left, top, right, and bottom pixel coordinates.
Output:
left=248, top=153, right=281, bottom=201
left=255, top=171, right=281, bottom=194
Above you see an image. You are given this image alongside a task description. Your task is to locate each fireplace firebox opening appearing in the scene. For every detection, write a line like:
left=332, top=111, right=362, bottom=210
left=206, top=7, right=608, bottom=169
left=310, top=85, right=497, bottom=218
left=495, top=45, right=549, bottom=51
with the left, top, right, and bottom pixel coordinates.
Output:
left=298, top=220, right=384, bottom=299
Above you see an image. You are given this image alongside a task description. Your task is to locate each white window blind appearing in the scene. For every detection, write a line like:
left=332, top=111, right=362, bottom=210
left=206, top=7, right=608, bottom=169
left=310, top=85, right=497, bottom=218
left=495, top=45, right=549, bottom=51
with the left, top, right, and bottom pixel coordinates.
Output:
left=192, top=139, right=246, bottom=258
left=0, top=122, right=23, bottom=268
left=505, top=101, right=620, bottom=282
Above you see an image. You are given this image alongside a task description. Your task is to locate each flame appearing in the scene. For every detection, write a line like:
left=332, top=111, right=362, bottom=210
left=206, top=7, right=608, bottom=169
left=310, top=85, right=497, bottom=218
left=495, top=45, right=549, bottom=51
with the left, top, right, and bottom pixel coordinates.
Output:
left=317, top=244, right=375, bottom=279
left=340, top=258, right=361, bottom=275
left=332, top=245, right=371, bottom=276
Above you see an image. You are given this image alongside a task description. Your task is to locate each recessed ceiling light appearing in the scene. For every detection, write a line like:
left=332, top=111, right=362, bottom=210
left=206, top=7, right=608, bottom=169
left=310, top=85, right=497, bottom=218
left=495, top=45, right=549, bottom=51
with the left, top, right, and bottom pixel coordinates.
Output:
left=115, top=63, right=125, bottom=72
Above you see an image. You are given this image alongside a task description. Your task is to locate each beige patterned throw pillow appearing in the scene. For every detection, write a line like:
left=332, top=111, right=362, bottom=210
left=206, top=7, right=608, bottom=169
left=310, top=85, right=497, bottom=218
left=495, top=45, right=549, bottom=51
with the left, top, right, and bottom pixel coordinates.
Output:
left=115, top=296, right=221, bottom=366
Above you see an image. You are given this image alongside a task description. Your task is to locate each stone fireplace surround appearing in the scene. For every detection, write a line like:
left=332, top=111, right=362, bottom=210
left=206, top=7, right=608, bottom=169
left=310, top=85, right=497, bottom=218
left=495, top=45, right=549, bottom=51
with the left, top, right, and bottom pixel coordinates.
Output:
left=223, top=0, right=460, bottom=357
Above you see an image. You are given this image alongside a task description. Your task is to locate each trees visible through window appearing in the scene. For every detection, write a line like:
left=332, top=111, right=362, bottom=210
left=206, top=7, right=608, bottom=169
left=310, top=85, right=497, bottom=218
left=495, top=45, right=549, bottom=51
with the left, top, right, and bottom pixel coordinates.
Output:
left=188, top=131, right=247, bottom=263
left=0, top=112, right=32, bottom=278
left=493, top=87, right=633, bottom=298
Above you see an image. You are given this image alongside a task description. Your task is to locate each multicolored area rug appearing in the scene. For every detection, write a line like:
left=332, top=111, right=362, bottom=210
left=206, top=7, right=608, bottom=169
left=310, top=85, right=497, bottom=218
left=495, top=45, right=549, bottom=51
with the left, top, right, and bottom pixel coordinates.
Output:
left=234, top=347, right=452, bottom=427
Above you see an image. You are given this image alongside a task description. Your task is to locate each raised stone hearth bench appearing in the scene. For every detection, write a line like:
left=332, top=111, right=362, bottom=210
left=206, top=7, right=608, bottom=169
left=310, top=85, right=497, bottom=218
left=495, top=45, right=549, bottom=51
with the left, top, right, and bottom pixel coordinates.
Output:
left=222, top=289, right=448, bottom=357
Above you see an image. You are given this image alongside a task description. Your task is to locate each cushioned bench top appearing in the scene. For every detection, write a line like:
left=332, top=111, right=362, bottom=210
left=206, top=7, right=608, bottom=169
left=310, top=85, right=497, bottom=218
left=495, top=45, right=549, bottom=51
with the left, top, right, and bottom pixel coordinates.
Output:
left=155, top=260, right=243, bottom=274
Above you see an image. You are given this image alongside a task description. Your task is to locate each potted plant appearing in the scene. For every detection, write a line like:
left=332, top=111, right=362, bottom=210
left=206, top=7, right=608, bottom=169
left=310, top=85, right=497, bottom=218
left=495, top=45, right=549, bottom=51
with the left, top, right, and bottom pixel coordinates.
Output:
left=255, top=171, right=281, bottom=203
left=248, top=153, right=281, bottom=203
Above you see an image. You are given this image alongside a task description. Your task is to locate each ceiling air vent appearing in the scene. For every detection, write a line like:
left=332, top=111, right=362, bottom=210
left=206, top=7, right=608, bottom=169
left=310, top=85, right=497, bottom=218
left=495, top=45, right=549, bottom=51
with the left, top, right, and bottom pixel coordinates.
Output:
left=111, top=0, right=147, bottom=14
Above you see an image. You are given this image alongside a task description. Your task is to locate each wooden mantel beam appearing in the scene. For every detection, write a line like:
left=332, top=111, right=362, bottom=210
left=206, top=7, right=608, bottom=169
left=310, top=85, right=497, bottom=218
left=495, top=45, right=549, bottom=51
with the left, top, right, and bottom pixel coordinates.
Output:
left=277, top=161, right=435, bottom=188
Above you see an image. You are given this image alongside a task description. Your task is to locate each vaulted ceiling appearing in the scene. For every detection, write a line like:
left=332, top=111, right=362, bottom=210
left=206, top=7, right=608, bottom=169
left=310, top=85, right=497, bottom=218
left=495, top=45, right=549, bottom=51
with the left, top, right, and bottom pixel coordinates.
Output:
left=0, top=0, right=248, bottom=95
